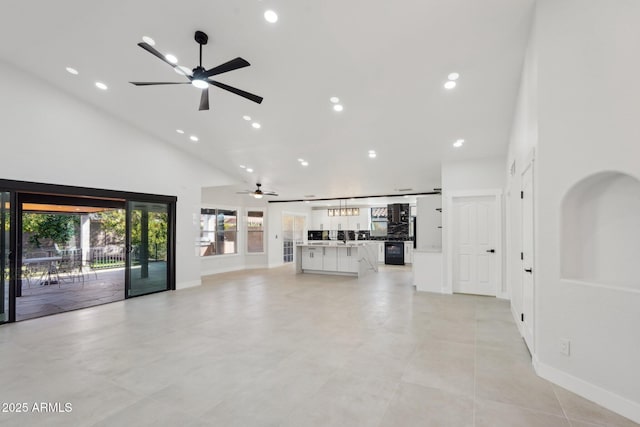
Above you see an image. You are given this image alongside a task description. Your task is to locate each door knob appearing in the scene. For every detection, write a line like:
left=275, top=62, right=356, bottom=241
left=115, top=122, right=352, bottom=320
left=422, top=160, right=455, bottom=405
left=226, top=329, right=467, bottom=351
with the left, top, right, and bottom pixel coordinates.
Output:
left=525, top=268, right=532, bottom=273
left=486, top=249, right=495, bottom=253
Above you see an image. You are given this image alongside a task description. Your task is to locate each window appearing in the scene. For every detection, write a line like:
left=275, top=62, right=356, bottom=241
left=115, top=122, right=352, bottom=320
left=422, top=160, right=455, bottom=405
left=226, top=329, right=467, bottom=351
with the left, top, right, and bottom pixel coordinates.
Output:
left=200, top=208, right=237, bottom=256
left=247, top=211, right=264, bottom=253
left=370, top=207, right=387, bottom=237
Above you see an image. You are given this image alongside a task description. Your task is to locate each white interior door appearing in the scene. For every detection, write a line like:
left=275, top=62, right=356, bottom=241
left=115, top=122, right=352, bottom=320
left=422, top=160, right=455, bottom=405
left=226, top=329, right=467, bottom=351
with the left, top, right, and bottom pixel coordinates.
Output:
left=521, top=164, right=535, bottom=352
left=452, top=196, right=498, bottom=296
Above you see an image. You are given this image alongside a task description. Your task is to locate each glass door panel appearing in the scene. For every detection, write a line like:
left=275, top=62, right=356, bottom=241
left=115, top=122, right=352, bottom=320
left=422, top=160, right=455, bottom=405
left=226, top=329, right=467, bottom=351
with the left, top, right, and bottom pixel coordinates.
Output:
left=126, top=201, right=170, bottom=297
left=1, top=192, right=12, bottom=323
left=282, top=215, right=294, bottom=263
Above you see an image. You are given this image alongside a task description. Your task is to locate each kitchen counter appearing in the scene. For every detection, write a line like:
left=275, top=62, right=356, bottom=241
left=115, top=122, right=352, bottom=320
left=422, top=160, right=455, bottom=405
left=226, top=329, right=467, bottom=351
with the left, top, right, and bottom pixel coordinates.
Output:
left=296, top=243, right=378, bottom=277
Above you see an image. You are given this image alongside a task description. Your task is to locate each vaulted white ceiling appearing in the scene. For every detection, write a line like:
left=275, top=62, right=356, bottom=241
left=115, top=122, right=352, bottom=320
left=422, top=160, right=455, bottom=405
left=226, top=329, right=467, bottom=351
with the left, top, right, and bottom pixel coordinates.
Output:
left=0, top=0, right=534, bottom=199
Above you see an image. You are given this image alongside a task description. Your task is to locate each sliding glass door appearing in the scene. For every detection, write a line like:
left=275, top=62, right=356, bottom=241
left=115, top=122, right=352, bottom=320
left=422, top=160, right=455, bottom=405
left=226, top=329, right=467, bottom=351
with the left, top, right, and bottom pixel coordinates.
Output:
left=0, top=178, right=177, bottom=322
left=1, top=191, right=13, bottom=323
left=126, top=201, right=173, bottom=297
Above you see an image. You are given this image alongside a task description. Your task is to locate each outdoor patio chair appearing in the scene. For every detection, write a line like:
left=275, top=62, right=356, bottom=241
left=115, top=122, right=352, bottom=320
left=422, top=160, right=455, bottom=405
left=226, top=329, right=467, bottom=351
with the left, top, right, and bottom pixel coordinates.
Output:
left=57, top=249, right=84, bottom=288
left=22, top=251, right=50, bottom=288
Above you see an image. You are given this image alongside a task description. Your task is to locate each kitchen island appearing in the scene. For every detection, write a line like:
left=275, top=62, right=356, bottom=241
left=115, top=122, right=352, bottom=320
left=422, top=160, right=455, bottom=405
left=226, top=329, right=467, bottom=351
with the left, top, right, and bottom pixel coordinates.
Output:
left=296, top=242, right=378, bottom=277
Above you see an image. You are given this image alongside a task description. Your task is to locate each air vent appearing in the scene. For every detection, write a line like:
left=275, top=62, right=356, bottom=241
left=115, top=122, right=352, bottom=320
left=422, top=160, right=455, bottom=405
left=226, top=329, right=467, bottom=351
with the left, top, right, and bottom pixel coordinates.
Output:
left=397, top=188, right=413, bottom=192
left=304, top=195, right=316, bottom=198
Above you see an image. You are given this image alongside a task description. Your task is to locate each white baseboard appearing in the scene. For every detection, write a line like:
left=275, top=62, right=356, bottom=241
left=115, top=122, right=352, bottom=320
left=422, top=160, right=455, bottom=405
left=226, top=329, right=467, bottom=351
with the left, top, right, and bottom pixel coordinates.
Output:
left=510, top=304, right=524, bottom=337
left=534, top=360, right=640, bottom=424
left=176, top=279, right=201, bottom=290
left=497, top=291, right=509, bottom=300
left=201, top=265, right=246, bottom=276
left=201, top=263, right=269, bottom=277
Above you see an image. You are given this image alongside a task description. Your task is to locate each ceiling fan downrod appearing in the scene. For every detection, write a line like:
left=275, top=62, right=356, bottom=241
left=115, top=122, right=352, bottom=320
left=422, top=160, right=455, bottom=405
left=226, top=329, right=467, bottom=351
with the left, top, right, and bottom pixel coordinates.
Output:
left=194, top=30, right=208, bottom=68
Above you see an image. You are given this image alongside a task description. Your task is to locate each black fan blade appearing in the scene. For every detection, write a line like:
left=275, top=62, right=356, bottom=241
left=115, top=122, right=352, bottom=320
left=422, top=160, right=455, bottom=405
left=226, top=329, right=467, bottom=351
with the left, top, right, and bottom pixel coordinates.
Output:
left=199, top=88, right=209, bottom=111
left=137, top=42, right=179, bottom=69
left=203, top=57, right=251, bottom=78
left=130, top=82, right=191, bottom=86
left=207, top=80, right=263, bottom=104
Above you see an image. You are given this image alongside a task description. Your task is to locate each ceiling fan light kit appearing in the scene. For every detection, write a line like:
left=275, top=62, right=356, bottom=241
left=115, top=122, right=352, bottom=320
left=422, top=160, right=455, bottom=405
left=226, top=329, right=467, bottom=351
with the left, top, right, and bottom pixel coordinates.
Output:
left=130, top=31, right=263, bottom=111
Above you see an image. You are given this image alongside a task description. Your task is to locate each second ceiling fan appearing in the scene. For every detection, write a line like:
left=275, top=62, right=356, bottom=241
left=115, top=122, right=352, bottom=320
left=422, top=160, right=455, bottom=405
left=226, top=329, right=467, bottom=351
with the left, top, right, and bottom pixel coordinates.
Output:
left=237, top=183, right=278, bottom=199
left=130, top=31, right=263, bottom=111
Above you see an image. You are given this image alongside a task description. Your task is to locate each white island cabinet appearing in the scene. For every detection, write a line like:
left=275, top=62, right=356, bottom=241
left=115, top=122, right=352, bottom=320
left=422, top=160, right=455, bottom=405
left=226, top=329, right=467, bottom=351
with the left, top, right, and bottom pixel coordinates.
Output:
left=296, top=243, right=378, bottom=277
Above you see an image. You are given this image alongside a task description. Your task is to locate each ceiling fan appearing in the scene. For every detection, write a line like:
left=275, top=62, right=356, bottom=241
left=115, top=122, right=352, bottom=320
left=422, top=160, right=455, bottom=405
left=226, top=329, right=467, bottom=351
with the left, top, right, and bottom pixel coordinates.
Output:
left=237, top=183, right=278, bottom=199
left=130, top=30, right=263, bottom=111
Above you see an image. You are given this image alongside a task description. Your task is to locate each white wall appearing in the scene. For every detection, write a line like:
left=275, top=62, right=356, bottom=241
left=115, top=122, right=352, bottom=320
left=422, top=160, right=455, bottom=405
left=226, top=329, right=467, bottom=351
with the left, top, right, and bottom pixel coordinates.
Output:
left=442, top=157, right=506, bottom=191
left=505, top=0, right=640, bottom=421
left=200, top=186, right=269, bottom=275
left=0, top=60, right=235, bottom=290
left=441, top=157, right=505, bottom=295
left=267, top=203, right=312, bottom=268
left=505, top=12, right=539, bottom=340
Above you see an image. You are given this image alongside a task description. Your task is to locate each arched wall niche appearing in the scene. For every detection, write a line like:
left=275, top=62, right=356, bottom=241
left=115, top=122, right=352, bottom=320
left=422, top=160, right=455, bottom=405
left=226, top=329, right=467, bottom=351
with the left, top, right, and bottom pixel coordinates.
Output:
left=561, top=171, right=640, bottom=290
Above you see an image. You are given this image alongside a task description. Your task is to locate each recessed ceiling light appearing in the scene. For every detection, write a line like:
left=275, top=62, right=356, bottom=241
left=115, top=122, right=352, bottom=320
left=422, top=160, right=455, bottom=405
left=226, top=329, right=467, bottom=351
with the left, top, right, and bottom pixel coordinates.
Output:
left=448, top=72, right=460, bottom=81
left=243, top=115, right=251, bottom=121
left=192, top=79, right=208, bottom=89
left=304, top=201, right=310, bottom=204
left=453, top=139, right=465, bottom=148
left=301, top=161, right=309, bottom=166
left=95, top=82, right=108, bottom=90
left=240, top=165, right=246, bottom=169
left=176, top=129, right=184, bottom=134
left=252, top=122, right=261, bottom=129
left=369, top=152, right=377, bottom=158
left=444, top=81, right=457, bottom=90
left=297, top=158, right=304, bottom=162
left=190, top=135, right=199, bottom=142
left=66, top=67, right=78, bottom=75
left=330, top=97, right=340, bottom=103
left=264, top=10, right=278, bottom=23
left=368, top=150, right=376, bottom=154
left=333, top=104, right=344, bottom=112
left=174, top=65, right=192, bottom=76
left=165, top=54, right=178, bottom=64
left=246, top=168, right=254, bottom=173
left=142, top=36, right=156, bottom=46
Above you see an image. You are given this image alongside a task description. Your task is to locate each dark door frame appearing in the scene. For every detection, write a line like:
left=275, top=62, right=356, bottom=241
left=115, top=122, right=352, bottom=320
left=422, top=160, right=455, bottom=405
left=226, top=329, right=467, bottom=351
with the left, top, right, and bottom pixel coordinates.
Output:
left=0, top=178, right=177, bottom=324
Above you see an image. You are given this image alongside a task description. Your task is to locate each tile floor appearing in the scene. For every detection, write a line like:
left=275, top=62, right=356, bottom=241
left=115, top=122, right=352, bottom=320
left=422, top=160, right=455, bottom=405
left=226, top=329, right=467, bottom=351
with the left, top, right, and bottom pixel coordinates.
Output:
left=0, top=265, right=637, bottom=426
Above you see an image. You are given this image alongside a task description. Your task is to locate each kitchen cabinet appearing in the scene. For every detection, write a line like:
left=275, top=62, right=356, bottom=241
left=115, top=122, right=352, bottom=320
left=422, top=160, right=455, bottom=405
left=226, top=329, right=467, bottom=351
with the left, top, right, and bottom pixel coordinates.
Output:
left=323, top=247, right=338, bottom=271
left=301, top=246, right=338, bottom=270
left=377, top=242, right=385, bottom=263
left=404, top=241, right=413, bottom=264
left=337, top=247, right=358, bottom=273
left=296, top=243, right=377, bottom=277
left=412, top=251, right=443, bottom=293
left=301, top=247, right=323, bottom=270
left=310, top=207, right=370, bottom=232
left=311, top=210, right=327, bottom=230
